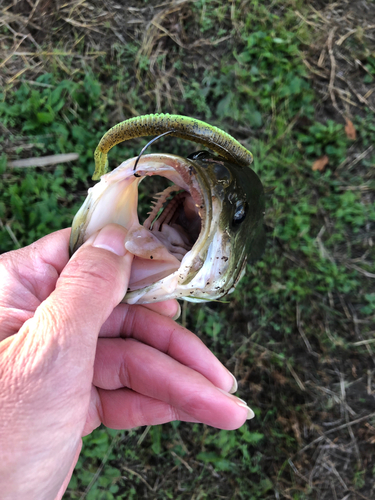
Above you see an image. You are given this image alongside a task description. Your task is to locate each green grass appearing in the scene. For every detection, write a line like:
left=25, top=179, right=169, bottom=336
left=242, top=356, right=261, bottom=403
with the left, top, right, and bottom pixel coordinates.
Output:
left=1, top=0, right=375, bottom=498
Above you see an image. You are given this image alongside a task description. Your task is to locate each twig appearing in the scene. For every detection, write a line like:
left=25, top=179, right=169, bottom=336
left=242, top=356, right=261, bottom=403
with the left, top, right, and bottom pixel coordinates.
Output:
left=322, top=460, right=347, bottom=490
left=137, top=425, right=151, bottom=445
left=8, top=153, right=79, bottom=168
left=0, top=221, right=21, bottom=248
left=345, top=263, right=375, bottom=279
left=296, top=304, right=319, bottom=357
left=353, top=337, right=375, bottom=346
left=28, top=0, right=41, bottom=22
left=336, top=29, right=357, bottom=46
left=286, top=361, right=306, bottom=392
left=288, top=459, right=309, bottom=483
left=170, top=450, right=193, bottom=473
left=121, top=466, right=155, bottom=491
left=79, top=433, right=120, bottom=499
left=348, top=302, right=375, bottom=368
left=337, top=145, right=374, bottom=171
left=0, top=35, right=28, bottom=69
left=327, top=27, right=341, bottom=115
left=298, top=412, right=375, bottom=454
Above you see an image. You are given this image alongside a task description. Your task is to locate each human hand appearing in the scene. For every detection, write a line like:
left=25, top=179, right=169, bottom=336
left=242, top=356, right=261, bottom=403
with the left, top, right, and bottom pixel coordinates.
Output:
left=0, top=224, right=253, bottom=500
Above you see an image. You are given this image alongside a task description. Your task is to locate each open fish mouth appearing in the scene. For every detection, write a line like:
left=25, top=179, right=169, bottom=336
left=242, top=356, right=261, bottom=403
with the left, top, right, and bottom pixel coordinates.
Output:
left=70, top=153, right=229, bottom=304
left=70, top=151, right=265, bottom=304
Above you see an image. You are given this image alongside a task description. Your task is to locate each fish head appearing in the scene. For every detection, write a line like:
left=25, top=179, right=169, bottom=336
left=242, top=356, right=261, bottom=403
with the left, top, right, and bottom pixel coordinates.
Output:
left=70, top=152, right=265, bottom=304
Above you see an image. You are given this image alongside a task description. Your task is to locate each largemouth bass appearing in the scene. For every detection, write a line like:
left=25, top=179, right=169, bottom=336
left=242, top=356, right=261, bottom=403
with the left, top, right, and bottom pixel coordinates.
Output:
left=70, top=114, right=265, bottom=304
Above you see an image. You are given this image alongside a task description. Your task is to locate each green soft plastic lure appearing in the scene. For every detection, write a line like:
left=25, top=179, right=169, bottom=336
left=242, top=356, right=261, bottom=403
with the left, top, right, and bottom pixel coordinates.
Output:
left=93, top=113, right=253, bottom=180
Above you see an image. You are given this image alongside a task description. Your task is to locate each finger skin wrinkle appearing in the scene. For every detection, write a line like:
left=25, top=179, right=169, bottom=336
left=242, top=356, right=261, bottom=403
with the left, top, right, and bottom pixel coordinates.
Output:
left=162, top=323, right=176, bottom=358
left=118, top=342, right=133, bottom=389
left=59, top=260, right=115, bottom=292
left=119, top=306, right=137, bottom=342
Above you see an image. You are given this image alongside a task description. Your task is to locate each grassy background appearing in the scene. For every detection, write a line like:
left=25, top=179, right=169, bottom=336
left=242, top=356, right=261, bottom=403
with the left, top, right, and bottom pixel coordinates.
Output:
left=1, top=0, right=375, bottom=498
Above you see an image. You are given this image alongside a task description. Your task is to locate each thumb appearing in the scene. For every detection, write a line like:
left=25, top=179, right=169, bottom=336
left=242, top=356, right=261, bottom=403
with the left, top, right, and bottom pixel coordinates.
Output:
left=31, top=224, right=133, bottom=359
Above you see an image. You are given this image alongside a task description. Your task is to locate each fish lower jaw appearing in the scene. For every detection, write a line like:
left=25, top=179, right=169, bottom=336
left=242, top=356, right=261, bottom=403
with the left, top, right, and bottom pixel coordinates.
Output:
left=123, top=229, right=232, bottom=304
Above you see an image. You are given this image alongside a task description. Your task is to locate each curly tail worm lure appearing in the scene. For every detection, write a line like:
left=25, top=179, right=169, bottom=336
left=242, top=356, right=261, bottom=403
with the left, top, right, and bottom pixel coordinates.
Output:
left=93, top=113, right=253, bottom=180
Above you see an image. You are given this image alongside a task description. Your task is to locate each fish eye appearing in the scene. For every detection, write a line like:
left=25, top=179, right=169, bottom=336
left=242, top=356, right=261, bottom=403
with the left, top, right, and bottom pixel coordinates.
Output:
left=233, top=200, right=247, bottom=225
left=187, top=150, right=211, bottom=160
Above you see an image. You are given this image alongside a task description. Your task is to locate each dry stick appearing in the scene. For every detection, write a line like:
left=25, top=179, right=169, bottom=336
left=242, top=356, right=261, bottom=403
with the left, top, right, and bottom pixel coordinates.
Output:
left=344, top=262, right=375, bottom=279
left=322, top=460, right=348, bottom=491
left=121, top=466, right=155, bottom=492
left=170, top=451, right=193, bottom=473
left=286, top=361, right=306, bottom=392
left=348, top=302, right=375, bottom=368
left=332, top=87, right=358, bottom=107
left=353, top=336, right=375, bottom=346
left=79, top=433, right=120, bottom=499
left=7, top=60, right=43, bottom=84
left=0, top=35, right=28, bottom=69
left=288, top=459, right=310, bottom=483
left=339, top=76, right=371, bottom=107
left=331, top=482, right=338, bottom=500
left=296, top=303, right=319, bottom=357
left=339, top=370, right=362, bottom=468
left=8, top=153, right=79, bottom=168
left=27, top=0, right=41, bottom=22
left=336, top=25, right=375, bottom=46
left=298, top=411, right=375, bottom=454
left=364, top=88, right=374, bottom=100
left=62, top=17, right=104, bottom=34
left=303, top=58, right=328, bottom=79
left=336, top=29, right=357, bottom=46
left=0, top=220, right=20, bottom=248
left=137, top=425, right=151, bottom=446
left=327, top=27, right=341, bottom=115
left=337, top=145, right=374, bottom=171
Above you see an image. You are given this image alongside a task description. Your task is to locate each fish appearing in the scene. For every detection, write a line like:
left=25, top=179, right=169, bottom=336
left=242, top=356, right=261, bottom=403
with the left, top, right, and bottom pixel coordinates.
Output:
left=69, top=114, right=265, bottom=304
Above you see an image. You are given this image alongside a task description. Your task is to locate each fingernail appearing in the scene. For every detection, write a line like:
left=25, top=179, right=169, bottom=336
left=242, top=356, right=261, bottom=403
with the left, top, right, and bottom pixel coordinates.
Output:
left=226, top=369, right=238, bottom=394
left=86, top=224, right=127, bottom=256
left=236, top=401, right=255, bottom=420
left=172, top=302, right=181, bottom=321
left=217, top=388, right=255, bottom=420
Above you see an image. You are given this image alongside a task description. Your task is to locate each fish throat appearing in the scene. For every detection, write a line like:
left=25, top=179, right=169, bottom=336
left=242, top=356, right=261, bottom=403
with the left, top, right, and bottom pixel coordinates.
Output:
left=141, top=182, right=202, bottom=262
